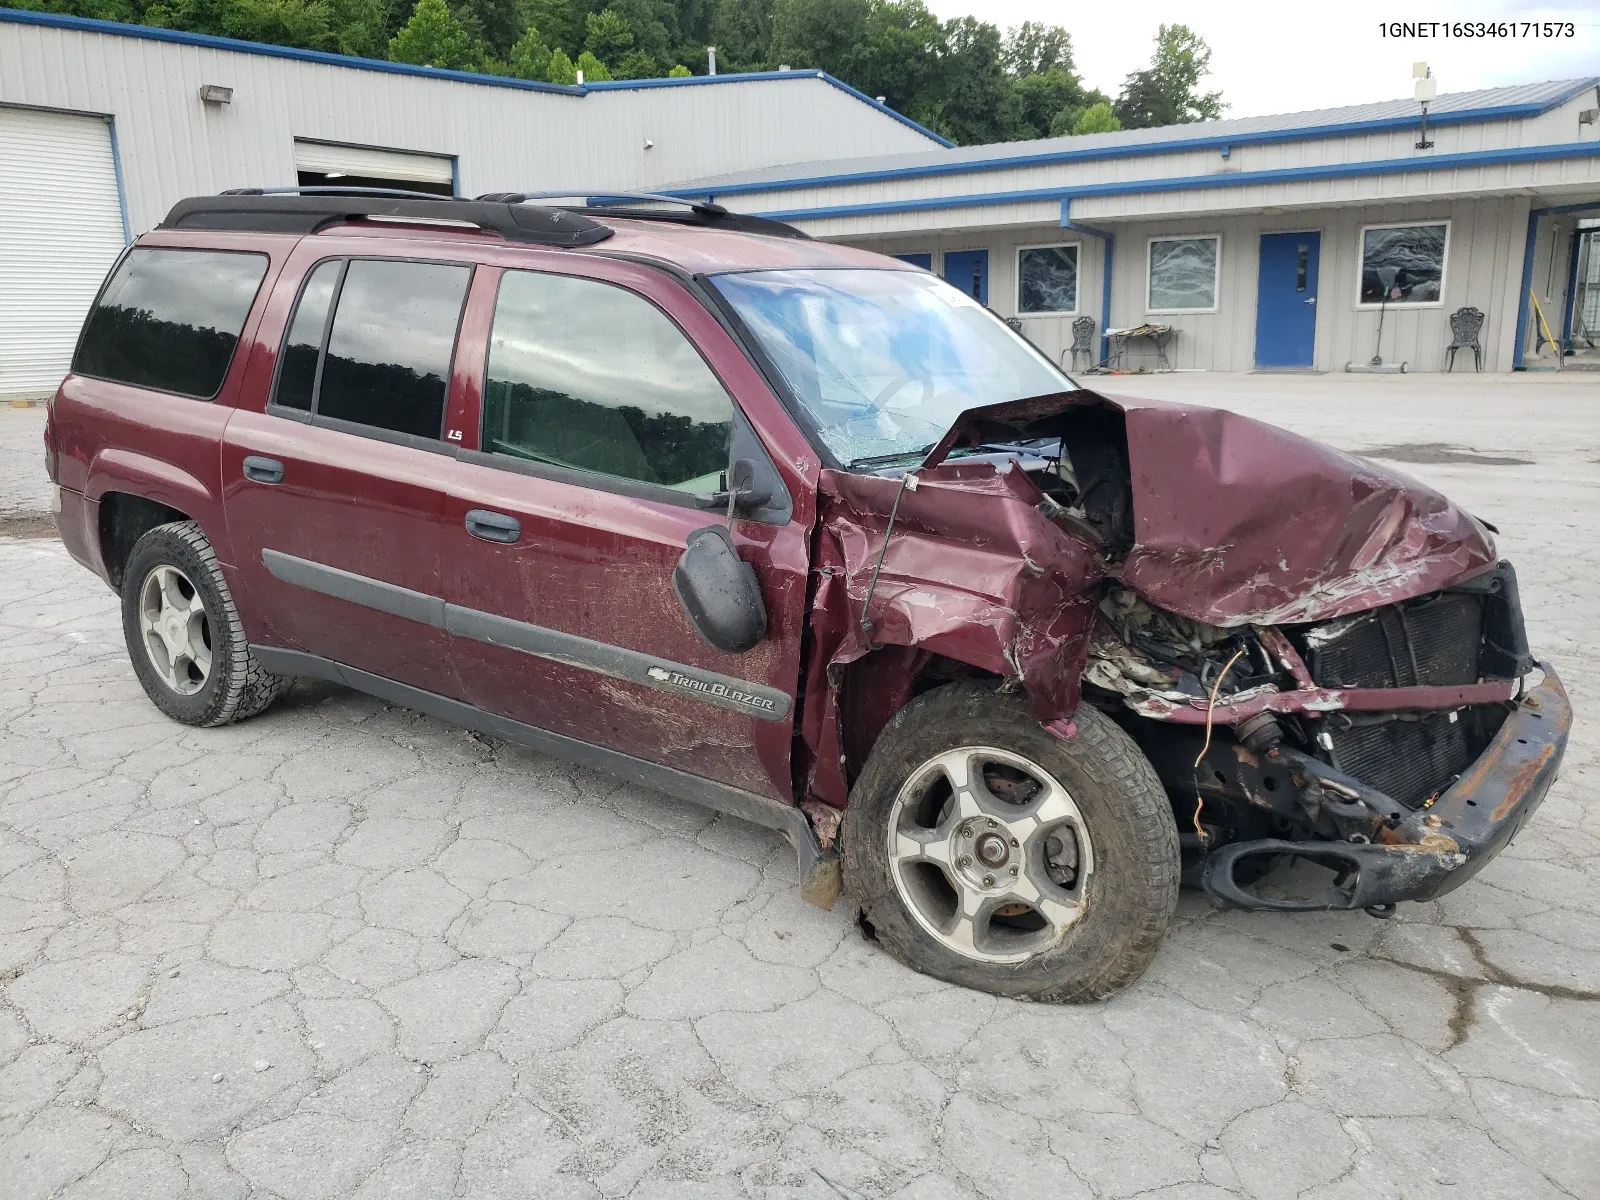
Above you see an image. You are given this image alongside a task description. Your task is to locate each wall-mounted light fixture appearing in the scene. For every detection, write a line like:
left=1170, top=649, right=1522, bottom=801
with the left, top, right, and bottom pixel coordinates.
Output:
left=199, top=84, right=233, bottom=105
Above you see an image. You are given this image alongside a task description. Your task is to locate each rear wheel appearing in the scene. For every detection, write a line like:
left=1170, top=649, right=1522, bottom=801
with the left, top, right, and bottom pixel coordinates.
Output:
left=121, top=521, right=287, bottom=727
left=841, top=682, right=1179, bottom=1001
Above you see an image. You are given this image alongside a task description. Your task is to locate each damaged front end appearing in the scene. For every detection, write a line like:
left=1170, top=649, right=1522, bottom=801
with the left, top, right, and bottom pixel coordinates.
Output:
left=798, top=388, right=1568, bottom=913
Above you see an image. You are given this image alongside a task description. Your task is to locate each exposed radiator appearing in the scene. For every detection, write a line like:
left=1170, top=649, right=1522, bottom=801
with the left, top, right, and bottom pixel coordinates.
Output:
left=1307, top=592, right=1483, bottom=689
left=1303, top=591, right=1492, bottom=807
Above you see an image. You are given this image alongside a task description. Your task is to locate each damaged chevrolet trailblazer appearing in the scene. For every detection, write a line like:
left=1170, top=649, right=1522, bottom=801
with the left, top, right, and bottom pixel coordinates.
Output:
left=47, top=191, right=1569, bottom=1001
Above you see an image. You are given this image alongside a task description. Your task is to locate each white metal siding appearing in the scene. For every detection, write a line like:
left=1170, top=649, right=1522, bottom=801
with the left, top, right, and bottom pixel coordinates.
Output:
left=0, top=105, right=126, bottom=400
left=841, top=197, right=1532, bottom=372
left=0, top=22, right=942, bottom=236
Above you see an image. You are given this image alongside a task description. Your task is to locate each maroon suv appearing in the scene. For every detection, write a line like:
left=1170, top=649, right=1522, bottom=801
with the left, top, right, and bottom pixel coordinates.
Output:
left=45, top=190, right=1569, bottom=1000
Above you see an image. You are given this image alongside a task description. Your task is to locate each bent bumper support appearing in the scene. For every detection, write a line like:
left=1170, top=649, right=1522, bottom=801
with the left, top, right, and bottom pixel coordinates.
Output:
left=1201, top=664, right=1571, bottom=912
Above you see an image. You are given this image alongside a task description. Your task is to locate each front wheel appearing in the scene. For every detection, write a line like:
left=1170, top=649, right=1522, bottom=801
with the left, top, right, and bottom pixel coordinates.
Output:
left=841, top=682, right=1179, bottom=1002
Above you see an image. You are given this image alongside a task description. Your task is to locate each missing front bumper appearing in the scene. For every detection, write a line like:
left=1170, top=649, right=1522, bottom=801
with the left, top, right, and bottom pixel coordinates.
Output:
left=1200, top=664, right=1570, bottom=912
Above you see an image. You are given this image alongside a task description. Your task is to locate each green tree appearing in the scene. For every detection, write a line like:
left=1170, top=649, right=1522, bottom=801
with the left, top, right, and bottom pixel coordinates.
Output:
left=575, top=48, right=612, bottom=79
left=1059, top=99, right=1120, bottom=135
left=455, top=0, right=531, bottom=57
left=668, top=62, right=691, bottom=75
left=612, top=46, right=658, bottom=76
left=141, top=0, right=332, bottom=50
left=1001, top=20, right=1070, bottom=77
left=707, top=0, right=768, bottom=71
left=505, top=20, right=551, bottom=76
left=1113, top=23, right=1223, bottom=129
left=546, top=44, right=578, bottom=80
left=608, top=0, right=672, bottom=63
left=934, top=16, right=1018, bottom=145
left=767, top=0, right=867, bottom=71
left=327, top=0, right=391, bottom=57
left=1011, top=67, right=1090, bottom=140
left=525, top=0, right=581, bottom=53
left=584, top=7, right=633, bottom=61
left=389, top=0, right=483, bottom=67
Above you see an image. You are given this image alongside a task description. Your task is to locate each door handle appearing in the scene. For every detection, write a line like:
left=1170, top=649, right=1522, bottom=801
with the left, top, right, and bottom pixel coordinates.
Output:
left=243, top=456, right=284, bottom=484
left=1305, top=297, right=1317, bottom=305
left=465, top=509, right=521, bottom=544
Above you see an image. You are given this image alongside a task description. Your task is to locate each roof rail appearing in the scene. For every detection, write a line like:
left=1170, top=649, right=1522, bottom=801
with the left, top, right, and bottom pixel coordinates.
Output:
left=477, top=190, right=812, bottom=240
left=478, top=190, right=729, bottom=216
left=160, top=188, right=615, bottom=247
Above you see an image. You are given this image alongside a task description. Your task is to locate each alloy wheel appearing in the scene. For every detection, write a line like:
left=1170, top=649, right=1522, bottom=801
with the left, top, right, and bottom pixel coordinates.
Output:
left=887, top=745, right=1094, bottom=964
left=137, top=563, right=212, bottom=696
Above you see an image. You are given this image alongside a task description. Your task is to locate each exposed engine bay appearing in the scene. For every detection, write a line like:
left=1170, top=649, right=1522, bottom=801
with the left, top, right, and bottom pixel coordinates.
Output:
left=805, top=389, right=1557, bottom=915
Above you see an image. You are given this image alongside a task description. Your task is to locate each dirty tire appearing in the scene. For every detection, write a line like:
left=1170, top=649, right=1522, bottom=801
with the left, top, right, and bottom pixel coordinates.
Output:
left=841, top=682, right=1179, bottom=1002
left=121, top=520, right=288, bottom=727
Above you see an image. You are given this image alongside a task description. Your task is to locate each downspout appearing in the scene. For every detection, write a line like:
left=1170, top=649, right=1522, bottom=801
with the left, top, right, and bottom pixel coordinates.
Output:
left=1514, top=201, right=1600, bottom=369
left=1061, top=198, right=1113, bottom=368
left=1561, top=224, right=1583, bottom=351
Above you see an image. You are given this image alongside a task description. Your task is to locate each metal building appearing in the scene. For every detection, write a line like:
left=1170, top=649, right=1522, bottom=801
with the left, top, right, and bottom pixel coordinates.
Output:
left=676, top=81, right=1600, bottom=374
left=0, top=9, right=947, bottom=400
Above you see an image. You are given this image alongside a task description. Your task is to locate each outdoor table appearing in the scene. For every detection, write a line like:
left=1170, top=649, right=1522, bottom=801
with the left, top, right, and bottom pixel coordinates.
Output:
left=1103, top=324, right=1177, bottom=371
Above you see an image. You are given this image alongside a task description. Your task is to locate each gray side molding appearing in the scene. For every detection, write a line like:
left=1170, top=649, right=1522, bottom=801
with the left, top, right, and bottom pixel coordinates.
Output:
left=259, top=549, right=791, bottom=722
left=249, top=645, right=840, bottom=910
left=262, top=549, right=444, bottom=628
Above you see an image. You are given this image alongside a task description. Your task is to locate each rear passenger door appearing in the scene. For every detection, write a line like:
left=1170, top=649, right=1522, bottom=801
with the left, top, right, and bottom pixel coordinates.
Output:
left=441, top=261, right=810, bottom=800
left=222, top=251, right=472, bottom=699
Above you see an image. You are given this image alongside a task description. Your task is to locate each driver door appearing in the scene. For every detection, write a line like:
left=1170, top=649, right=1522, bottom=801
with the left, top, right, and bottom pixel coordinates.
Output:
left=439, top=258, right=816, bottom=801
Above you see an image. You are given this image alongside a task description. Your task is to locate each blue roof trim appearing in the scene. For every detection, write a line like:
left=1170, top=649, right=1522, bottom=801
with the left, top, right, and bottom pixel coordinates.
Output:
left=0, top=8, right=953, bottom=145
left=752, top=141, right=1600, bottom=222
left=584, top=69, right=952, bottom=146
left=674, top=77, right=1600, bottom=198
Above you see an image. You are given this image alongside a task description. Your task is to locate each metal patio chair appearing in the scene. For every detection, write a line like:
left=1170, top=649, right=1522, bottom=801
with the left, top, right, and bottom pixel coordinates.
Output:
left=1069, top=315, right=1097, bottom=371
left=1446, top=306, right=1485, bottom=372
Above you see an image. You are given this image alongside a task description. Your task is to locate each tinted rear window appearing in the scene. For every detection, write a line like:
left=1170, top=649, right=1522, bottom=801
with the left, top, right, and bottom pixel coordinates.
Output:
left=74, top=248, right=268, bottom=399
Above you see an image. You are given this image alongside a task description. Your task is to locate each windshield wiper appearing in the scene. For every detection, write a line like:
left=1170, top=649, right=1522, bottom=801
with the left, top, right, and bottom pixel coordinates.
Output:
left=846, top=443, right=937, bottom=470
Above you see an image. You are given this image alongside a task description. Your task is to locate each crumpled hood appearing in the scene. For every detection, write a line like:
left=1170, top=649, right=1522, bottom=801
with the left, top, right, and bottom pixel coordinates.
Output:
left=928, top=389, right=1497, bottom=627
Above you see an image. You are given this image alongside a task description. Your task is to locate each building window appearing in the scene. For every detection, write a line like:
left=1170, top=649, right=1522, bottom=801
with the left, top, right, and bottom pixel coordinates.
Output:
left=1017, top=245, right=1079, bottom=314
left=1359, top=222, right=1448, bottom=306
left=1147, top=236, right=1219, bottom=312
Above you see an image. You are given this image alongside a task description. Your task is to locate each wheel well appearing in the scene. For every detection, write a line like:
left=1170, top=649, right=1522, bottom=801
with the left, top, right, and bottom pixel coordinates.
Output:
left=99, top=493, right=188, bottom=591
left=841, top=649, right=1000, bottom=781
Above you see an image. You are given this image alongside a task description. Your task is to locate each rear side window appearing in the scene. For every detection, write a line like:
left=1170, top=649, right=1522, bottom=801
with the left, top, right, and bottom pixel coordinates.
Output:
left=273, top=260, right=341, bottom=412
left=483, top=270, right=733, bottom=491
left=272, top=258, right=471, bottom=440
left=74, top=247, right=267, bottom=399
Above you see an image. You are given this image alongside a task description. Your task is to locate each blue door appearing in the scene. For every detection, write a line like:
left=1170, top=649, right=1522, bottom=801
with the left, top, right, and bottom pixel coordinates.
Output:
left=1254, top=232, right=1320, bottom=368
left=943, top=250, right=988, bottom=304
left=894, top=253, right=932, bottom=270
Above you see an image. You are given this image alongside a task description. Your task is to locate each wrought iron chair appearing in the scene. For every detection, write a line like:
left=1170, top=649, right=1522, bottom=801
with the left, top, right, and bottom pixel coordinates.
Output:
left=1446, top=306, right=1485, bottom=372
left=1069, top=315, right=1097, bottom=371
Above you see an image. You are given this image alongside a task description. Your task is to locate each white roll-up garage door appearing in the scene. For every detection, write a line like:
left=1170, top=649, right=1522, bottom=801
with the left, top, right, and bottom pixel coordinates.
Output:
left=293, top=139, right=455, bottom=186
left=0, top=106, right=128, bottom=401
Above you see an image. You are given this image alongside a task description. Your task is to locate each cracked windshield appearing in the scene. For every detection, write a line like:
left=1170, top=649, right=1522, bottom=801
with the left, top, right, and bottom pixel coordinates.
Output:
left=712, top=268, right=1070, bottom=467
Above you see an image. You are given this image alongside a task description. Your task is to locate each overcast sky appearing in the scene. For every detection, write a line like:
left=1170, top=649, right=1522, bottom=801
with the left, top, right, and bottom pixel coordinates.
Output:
left=925, top=0, right=1600, bottom=118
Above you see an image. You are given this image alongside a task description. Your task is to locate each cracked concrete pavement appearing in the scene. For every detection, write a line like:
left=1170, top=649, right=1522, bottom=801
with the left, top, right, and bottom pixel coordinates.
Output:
left=2, top=372, right=1598, bottom=1199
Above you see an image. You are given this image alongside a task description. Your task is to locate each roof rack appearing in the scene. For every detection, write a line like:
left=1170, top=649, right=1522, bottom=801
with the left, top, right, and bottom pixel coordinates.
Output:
left=477, top=190, right=811, bottom=240
left=160, top=187, right=615, bottom=247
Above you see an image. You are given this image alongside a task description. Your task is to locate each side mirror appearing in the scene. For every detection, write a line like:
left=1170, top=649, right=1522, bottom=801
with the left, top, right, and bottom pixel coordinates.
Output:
left=673, top=525, right=767, bottom=654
